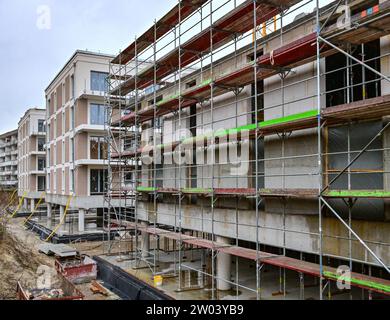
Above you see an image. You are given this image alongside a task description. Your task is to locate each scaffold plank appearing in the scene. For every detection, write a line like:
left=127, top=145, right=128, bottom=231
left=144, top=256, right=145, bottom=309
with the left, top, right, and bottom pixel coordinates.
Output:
left=112, top=220, right=390, bottom=295
left=323, top=190, right=390, bottom=199
left=112, top=0, right=208, bottom=65
left=111, top=0, right=297, bottom=96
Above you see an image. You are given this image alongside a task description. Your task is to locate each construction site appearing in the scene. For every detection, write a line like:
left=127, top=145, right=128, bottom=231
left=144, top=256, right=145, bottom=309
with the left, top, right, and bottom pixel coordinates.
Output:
left=1, top=0, right=390, bottom=301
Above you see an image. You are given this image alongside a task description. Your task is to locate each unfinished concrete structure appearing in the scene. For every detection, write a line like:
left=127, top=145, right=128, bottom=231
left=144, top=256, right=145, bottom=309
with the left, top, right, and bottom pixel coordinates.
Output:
left=17, top=108, right=46, bottom=211
left=45, top=50, right=115, bottom=234
left=105, top=0, right=390, bottom=299
left=0, top=129, right=18, bottom=190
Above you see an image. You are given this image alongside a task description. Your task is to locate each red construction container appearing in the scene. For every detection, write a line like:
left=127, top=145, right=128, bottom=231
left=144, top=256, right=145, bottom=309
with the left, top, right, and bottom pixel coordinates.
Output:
left=16, top=275, right=84, bottom=300
left=55, top=255, right=97, bottom=284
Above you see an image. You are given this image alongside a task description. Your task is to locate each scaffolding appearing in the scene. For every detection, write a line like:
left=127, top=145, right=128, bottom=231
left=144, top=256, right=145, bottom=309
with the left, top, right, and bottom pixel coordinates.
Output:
left=105, top=0, right=390, bottom=300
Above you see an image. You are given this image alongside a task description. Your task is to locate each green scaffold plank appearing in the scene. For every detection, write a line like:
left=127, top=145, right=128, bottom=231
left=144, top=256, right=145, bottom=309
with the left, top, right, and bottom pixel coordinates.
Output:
left=259, top=109, right=319, bottom=129
left=323, top=271, right=390, bottom=293
left=137, top=187, right=157, bottom=192
left=179, top=110, right=319, bottom=146
left=156, top=79, right=212, bottom=107
left=325, top=190, right=390, bottom=198
left=182, top=188, right=213, bottom=194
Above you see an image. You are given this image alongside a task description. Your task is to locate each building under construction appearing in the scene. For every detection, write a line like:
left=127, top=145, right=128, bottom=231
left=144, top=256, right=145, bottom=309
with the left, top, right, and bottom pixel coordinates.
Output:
left=104, top=0, right=390, bottom=300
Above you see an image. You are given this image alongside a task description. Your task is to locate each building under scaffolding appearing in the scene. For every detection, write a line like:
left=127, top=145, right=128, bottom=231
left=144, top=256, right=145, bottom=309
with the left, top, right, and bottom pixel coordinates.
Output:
left=104, top=0, right=390, bottom=300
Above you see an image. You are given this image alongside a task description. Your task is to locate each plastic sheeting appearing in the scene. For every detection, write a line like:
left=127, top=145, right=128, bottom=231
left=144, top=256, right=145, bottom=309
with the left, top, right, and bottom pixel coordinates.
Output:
left=327, top=121, right=384, bottom=220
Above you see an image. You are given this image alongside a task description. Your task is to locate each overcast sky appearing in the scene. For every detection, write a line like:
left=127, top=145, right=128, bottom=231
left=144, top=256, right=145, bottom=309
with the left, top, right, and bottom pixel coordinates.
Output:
left=0, top=0, right=175, bottom=134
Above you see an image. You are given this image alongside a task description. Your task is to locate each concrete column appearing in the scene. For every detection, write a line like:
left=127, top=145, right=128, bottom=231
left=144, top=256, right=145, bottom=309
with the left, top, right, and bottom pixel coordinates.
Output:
left=59, top=206, right=65, bottom=221
left=30, top=199, right=35, bottom=212
left=47, top=204, right=52, bottom=219
left=141, top=221, right=150, bottom=258
left=23, top=198, right=28, bottom=210
left=78, top=209, right=85, bottom=233
left=216, top=236, right=232, bottom=291
left=59, top=206, right=65, bottom=232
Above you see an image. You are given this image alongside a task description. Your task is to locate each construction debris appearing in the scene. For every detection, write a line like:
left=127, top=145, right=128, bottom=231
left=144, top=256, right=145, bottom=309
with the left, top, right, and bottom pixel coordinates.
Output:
left=17, top=275, right=84, bottom=300
left=90, top=281, right=108, bottom=296
left=38, top=243, right=78, bottom=258
left=55, top=255, right=97, bottom=284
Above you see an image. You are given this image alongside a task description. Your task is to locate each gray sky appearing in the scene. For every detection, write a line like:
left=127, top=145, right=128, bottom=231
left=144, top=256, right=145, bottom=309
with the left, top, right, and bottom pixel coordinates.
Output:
left=0, top=0, right=175, bottom=134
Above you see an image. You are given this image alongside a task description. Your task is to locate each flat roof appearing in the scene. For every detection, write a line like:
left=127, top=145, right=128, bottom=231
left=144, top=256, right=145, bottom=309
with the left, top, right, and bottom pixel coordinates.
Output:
left=18, top=107, right=46, bottom=126
left=45, top=50, right=115, bottom=93
left=0, top=129, right=18, bottom=139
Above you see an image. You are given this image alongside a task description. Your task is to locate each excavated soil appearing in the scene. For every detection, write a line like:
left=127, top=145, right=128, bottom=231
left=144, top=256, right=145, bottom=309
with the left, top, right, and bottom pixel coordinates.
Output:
left=0, top=218, right=119, bottom=300
left=0, top=226, right=55, bottom=299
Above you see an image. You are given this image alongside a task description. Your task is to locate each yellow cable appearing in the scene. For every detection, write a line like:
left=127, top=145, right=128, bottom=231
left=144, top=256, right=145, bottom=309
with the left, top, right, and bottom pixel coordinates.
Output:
left=23, top=192, right=45, bottom=226
left=1, top=191, right=27, bottom=224
left=45, top=195, right=73, bottom=242
left=0, top=189, right=17, bottom=217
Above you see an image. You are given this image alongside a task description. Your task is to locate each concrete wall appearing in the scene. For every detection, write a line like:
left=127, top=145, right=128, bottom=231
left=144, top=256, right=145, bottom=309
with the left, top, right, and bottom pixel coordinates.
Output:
left=138, top=201, right=390, bottom=267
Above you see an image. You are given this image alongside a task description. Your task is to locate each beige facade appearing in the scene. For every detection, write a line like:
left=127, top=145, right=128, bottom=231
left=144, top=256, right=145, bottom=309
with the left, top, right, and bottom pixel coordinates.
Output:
left=45, top=50, right=114, bottom=231
left=17, top=108, right=46, bottom=209
left=0, top=129, right=18, bottom=189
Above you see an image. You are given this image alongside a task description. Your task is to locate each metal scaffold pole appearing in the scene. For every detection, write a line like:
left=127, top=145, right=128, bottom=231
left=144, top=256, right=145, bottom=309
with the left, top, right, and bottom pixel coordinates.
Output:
left=178, top=0, right=183, bottom=293
left=153, top=18, right=158, bottom=275
left=253, top=0, right=261, bottom=301
left=210, top=0, right=216, bottom=300
left=102, top=0, right=390, bottom=300
left=134, top=36, right=140, bottom=266
left=315, top=0, right=324, bottom=301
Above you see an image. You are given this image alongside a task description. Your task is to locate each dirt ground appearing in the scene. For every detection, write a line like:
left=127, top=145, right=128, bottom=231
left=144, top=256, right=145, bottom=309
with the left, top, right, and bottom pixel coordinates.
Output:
left=0, top=218, right=119, bottom=300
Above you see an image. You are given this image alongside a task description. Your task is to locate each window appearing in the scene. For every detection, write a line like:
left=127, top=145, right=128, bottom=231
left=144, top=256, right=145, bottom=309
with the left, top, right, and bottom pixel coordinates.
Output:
left=71, top=75, right=75, bottom=98
left=47, top=98, right=51, bottom=115
left=90, top=169, right=107, bottom=195
left=124, top=172, right=133, bottom=185
left=70, top=138, right=75, bottom=162
left=62, top=140, right=65, bottom=163
left=70, top=169, right=75, bottom=192
left=186, top=80, right=196, bottom=89
left=148, top=95, right=163, bottom=106
left=326, top=40, right=381, bottom=107
left=38, top=120, right=45, bottom=133
left=91, top=71, right=108, bottom=92
left=62, top=112, right=65, bottom=134
left=38, top=137, right=45, bottom=152
left=62, top=83, right=65, bottom=106
left=124, top=137, right=136, bottom=151
left=90, top=104, right=106, bottom=125
left=90, top=137, right=108, bottom=160
left=70, top=106, right=75, bottom=129
left=38, top=176, right=46, bottom=191
left=38, top=157, right=46, bottom=171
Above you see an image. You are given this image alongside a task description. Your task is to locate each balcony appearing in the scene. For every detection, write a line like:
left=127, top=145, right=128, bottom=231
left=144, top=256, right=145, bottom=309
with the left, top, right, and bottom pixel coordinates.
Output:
left=74, top=124, right=106, bottom=135
left=31, top=131, right=46, bottom=137
left=74, top=159, right=108, bottom=167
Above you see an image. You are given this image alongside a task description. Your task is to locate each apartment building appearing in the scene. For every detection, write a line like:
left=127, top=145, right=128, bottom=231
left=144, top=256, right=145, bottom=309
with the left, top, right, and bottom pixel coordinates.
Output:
left=45, top=50, right=114, bottom=233
left=106, top=0, right=390, bottom=298
left=17, top=108, right=46, bottom=211
left=0, top=129, right=18, bottom=190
